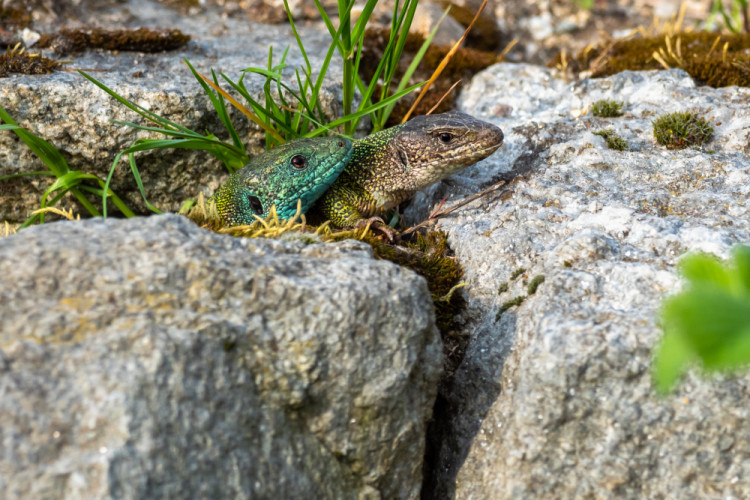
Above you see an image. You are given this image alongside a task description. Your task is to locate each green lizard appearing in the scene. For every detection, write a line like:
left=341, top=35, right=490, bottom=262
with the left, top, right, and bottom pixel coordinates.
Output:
left=211, top=136, right=352, bottom=226
left=314, top=111, right=504, bottom=228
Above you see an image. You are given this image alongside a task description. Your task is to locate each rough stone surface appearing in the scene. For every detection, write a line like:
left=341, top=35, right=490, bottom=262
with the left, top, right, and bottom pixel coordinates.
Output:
left=407, top=64, right=750, bottom=499
left=0, top=0, right=351, bottom=223
left=0, top=214, right=442, bottom=499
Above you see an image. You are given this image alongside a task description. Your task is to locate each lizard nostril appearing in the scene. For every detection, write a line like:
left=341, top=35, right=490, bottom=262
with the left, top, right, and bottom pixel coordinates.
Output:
left=247, top=195, right=264, bottom=215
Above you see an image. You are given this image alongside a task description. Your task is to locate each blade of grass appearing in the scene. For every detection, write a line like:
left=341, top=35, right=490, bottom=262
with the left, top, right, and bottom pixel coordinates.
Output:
left=0, top=109, right=70, bottom=177
left=0, top=171, right=57, bottom=181
left=76, top=184, right=134, bottom=218
left=351, top=0, right=379, bottom=42
left=221, top=72, right=297, bottom=137
left=305, top=80, right=424, bottom=137
left=128, top=154, right=163, bottom=214
left=20, top=189, right=69, bottom=228
left=426, top=79, right=461, bottom=115
left=191, top=64, right=285, bottom=143
left=377, top=5, right=448, bottom=128
left=41, top=171, right=102, bottom=216
left=79, top=71, right=196, bottom=135
left=184, top=60, right=246, bottom=148
left=383, top=0, right=420, bottom=95
left=283, top=0, right=314, bottom=83
left=0, top=107, right=109, bottom=221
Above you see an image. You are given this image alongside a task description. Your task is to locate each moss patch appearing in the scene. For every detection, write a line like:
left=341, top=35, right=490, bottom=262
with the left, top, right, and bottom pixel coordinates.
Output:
left=37, top=27, right=190, bottom=55
left=593, top=129, right=628, bottom=151
left=496, top=295, right=525, bottom=320
left=509, top=267, right=526, bottom=280
left=0, top=46, right=59, bottom=78
left=551, top=31, right=750, bottom=88
left=591, top=99, right=623, bottom=117
left=527, top=275, right=545, bottom=295
left=652, top=111, right=714, bottom=149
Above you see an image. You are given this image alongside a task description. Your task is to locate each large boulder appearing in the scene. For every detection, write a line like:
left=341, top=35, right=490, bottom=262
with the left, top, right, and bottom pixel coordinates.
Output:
left=408, top=64, right=750, bottom=498
left=0, top=214, right=442, bottom=499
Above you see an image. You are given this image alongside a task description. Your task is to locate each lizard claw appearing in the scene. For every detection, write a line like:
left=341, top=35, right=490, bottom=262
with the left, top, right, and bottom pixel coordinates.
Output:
left=355, top=217, right=399, bottom=242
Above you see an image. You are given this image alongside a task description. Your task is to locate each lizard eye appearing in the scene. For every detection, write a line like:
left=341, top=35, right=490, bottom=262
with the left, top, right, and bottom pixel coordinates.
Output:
left=291, top=155, right=308, bottom=169
left=438, top=132, right=454, bottom=143
left=247, top=194, right=264, bottom=215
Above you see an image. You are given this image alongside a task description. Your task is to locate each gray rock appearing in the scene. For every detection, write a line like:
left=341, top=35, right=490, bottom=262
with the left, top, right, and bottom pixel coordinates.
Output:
left=0, top=0, right=351, bottom=223
left=412, top=2, right=467, bottom=47
left=0, top=214, right=442, bottom=499
left=410, top=64, right=750, bottom=498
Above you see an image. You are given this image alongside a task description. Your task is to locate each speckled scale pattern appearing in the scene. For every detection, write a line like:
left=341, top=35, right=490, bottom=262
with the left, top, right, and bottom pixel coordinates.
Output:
left=316, top=111, right=504, bottom=227
left=210, top=136, right=352, bottom=226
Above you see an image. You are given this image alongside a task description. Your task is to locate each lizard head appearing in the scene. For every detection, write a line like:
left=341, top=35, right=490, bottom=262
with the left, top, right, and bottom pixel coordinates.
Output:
left=392, top=111, right=504, bottom=187
left=211, top=136, right=352, bottom=226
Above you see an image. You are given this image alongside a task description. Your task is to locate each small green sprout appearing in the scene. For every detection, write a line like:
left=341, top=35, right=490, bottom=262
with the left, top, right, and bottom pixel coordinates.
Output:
left=652, top=111, right=714, bottom=150
left=653, top=246, right=750, bottom=394
left=497, top=282, right=509, bottom=294
left=591, top=99, right=623, bottom=117
left=593, top=129, right=628, bottom=151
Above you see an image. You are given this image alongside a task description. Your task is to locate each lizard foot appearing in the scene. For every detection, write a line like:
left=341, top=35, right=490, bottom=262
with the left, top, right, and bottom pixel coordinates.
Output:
left=354, top=217, right=399, bottom=242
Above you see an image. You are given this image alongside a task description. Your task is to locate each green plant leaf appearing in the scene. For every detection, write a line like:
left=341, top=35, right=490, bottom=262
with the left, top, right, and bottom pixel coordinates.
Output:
left=655, top=247, right=750, bottom=393
left=678, top=252, right=731, bottom=288
left=0, top=106, right=70, bottom=176
left=733, top=246, right=750, bottom=294
left=653, top=328, right=693, bottom=394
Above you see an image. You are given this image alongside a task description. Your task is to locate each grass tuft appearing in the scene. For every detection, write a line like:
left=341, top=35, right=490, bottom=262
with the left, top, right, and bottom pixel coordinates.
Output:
left=652, top=111, right=714, bottom=149
left=0, top=104, right=134, bottom=227
left=591, top=99, right=623, bottom=117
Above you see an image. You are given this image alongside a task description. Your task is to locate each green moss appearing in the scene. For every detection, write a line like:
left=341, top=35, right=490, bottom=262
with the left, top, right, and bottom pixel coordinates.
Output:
left=593, top=129, right=628, bottom=151
left=591, top=99, right=623, bottom=117
left=551, top=31, right=750, bottom=88
left=496, top=295, right=525, bottom=320
left=509, top=267, right=526, bottom=280
left=37, top=27, right=190, bottom=55
left=527, top=275, right=545, bottom=295
left=652, top=112, right=714, bottom=149
left=497, top=282, right=508, bottom=294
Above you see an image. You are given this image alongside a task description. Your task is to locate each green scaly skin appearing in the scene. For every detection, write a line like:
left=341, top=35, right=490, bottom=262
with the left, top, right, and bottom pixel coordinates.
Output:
left=210, top=136, right=352, bottom=226
left=316, top=111, right=505, bottom=227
